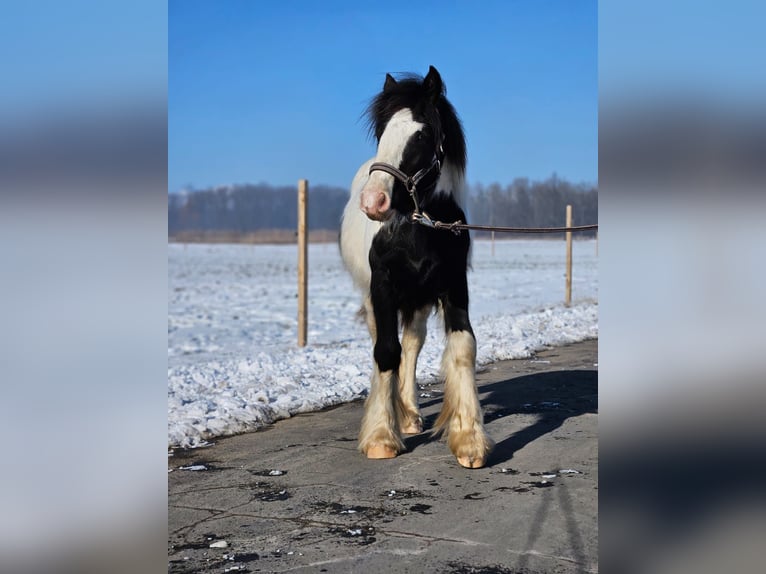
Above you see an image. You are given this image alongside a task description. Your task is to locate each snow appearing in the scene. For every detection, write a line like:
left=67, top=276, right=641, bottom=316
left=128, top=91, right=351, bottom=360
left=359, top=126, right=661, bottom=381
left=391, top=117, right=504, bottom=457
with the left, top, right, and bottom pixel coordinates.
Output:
left=168, top=239, right=598, bottom=449
left=177, top=464, right=207, bottom=471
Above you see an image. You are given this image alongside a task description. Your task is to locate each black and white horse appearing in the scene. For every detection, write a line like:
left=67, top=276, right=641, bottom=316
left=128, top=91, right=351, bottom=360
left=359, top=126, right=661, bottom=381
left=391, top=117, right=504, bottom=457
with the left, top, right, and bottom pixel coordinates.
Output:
left=340, top=66, right=492, bottom=468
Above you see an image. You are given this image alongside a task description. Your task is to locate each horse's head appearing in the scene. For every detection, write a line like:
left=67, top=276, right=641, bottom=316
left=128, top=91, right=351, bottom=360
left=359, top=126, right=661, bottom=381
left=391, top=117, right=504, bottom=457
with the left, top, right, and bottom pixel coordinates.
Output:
left=360, top=66, right=466, bottom=221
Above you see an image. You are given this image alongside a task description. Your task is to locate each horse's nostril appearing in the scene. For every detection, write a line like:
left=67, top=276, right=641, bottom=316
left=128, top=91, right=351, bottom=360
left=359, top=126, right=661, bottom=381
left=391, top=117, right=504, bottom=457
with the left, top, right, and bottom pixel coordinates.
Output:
left=361, top=190, right=389, bottom=218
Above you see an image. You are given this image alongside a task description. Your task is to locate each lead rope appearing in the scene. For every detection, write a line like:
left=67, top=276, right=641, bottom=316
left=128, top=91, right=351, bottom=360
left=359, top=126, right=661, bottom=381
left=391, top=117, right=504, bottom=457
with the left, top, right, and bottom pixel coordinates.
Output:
left=409, top=185, right=598, bottom=236
left=414, top=205, right=598, bottom=236
left=369, top=156, right=597, bottom=235
left=431, top=221, right=599, bottom=234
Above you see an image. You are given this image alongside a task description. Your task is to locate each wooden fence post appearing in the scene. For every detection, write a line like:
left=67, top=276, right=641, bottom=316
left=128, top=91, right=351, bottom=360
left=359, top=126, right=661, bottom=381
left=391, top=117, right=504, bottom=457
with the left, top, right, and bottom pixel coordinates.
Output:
left=298, top=179, right=308, bottom=347
left=565, top=204, right=573, bottom=306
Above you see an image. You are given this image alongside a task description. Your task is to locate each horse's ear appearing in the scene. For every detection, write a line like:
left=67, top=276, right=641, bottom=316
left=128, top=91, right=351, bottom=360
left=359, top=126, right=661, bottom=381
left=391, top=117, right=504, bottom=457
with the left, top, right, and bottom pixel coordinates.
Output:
left=383, top=73, right=397, bottom=92
left=424, top=65, right=443, bottom=103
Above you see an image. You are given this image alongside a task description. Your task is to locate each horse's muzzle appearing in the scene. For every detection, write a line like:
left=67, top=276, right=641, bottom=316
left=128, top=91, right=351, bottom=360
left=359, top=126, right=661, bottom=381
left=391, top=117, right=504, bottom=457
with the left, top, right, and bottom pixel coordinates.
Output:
left=360, top=188, right=392, bottom=221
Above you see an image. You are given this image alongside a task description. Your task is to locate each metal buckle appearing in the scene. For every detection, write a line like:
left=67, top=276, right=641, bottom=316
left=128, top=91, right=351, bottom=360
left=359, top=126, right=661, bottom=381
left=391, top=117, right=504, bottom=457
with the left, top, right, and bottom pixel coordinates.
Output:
left=411, top=211, right=435, bottom=228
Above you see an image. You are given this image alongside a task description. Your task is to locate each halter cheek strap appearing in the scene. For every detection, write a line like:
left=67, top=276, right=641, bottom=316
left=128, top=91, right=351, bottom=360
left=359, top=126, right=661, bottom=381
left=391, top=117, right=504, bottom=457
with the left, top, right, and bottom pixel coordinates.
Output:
left=368, top=153, right=441, bottom=215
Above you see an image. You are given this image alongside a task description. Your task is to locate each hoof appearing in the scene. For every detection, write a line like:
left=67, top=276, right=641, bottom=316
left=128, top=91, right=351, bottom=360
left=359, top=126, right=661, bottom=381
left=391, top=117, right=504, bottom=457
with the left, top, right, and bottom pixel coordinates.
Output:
left=366, top=444, right=398, bottom=459
left=457, top=455, right=486, bottom=469
left=447, top=428, right=493, bottom=469
left=400, top=421, right=423, bottom=435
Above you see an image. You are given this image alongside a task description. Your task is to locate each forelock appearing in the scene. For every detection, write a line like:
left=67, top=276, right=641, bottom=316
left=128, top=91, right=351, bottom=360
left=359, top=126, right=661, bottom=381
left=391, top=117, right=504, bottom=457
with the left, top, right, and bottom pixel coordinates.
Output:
left=365, top=74, right=441, bottom=141
left=363, top=71, right=467, bottom=174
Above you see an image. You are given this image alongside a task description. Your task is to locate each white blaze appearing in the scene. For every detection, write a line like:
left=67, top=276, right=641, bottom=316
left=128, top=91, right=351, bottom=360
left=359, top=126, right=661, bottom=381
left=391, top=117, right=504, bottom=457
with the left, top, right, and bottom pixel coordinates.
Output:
left=360, top=109, right=424, bottom=211
left=373, top=108, right=423, bottom=181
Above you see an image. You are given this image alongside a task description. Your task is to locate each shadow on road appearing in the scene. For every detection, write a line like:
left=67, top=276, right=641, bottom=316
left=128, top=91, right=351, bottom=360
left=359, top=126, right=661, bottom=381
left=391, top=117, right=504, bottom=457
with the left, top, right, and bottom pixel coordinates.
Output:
left=407, top=369, right=597, bottom=466
left=482, top=369, right=598, bottom=466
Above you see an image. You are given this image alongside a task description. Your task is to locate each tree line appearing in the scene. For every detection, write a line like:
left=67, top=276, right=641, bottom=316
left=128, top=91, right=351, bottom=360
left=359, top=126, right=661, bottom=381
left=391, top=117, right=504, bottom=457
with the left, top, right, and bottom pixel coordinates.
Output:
left=168, top=175, right=597, bottom=239
left=168, top=183, right=348, bottom=236
left=466, top=175, right=598, bottom=237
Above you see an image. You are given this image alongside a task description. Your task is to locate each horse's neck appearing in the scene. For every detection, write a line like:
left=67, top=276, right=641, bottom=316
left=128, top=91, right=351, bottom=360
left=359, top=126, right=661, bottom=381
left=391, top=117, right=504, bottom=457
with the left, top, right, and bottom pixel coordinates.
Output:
left=435, top=161, right=466, bottom=209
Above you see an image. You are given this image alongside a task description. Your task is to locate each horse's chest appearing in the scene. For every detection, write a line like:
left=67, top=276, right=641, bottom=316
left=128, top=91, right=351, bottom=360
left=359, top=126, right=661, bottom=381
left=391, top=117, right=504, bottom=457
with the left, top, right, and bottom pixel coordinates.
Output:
left=392, top=254, right=439, bottom=286
left=375, top=246, right=443, bottom=295
left=371, top=225, right=465, bottom=299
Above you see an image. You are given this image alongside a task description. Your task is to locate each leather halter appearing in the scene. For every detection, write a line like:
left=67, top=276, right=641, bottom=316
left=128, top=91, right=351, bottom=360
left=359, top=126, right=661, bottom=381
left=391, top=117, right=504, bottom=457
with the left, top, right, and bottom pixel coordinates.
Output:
left=368, top=152, right=442, bottom=216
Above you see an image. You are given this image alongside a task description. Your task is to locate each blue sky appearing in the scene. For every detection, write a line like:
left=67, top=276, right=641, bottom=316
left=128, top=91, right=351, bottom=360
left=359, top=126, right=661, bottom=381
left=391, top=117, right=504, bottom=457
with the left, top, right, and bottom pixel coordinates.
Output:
left=1, top=1, right=165, bottom=120
left=169, top=0, right=597, bottom=191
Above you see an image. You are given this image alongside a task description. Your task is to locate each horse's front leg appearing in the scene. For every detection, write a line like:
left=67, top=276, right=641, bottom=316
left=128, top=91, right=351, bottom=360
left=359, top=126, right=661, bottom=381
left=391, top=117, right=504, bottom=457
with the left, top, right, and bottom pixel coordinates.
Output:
left=435, top=278, right=494, bottom=468
left=397, top=306, right=429, bottom=434
left=358, top=272, right=404, bottom=459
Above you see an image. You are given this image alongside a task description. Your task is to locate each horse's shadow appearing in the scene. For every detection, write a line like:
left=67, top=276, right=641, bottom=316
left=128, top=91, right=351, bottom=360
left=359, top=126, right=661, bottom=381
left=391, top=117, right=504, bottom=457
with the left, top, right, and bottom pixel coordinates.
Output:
left=405, top=369, right=598, bottom=466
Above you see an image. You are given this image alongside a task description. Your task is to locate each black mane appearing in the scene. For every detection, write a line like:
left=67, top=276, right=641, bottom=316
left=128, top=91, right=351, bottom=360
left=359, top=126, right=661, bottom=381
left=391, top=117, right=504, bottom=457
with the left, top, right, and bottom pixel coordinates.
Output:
left=364, top=72, right=467, bottom=175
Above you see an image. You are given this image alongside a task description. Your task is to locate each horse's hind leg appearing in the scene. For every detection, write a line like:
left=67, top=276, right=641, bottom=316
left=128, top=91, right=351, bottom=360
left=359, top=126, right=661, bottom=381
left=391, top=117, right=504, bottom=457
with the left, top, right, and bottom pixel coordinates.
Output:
left=435, top=287, right=493, bottom=468
left=397, top=307, right=429, bottom=434
left=362, top=295, right=376, bottom=341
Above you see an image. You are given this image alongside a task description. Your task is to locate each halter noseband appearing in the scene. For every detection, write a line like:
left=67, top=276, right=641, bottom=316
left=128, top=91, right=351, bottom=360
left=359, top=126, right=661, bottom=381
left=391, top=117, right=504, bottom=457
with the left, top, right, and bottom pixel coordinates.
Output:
left=368, top=152, right=441, bottom=217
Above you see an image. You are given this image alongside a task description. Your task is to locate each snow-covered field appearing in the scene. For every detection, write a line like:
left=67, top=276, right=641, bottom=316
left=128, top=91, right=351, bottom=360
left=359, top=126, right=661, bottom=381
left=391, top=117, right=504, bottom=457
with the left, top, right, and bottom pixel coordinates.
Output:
left=168, top=239, right=598, bottom=448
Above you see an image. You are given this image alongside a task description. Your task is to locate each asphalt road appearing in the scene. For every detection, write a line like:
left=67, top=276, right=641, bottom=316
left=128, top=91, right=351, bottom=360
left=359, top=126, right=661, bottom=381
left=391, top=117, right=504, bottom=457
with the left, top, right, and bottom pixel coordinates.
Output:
left=169, top=338, right=598, bottom=573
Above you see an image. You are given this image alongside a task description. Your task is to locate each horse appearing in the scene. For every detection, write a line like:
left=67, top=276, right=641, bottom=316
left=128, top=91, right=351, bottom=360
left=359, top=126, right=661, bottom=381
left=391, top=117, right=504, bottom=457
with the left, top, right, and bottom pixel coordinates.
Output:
left=339, top=66, right=493, bottom=468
